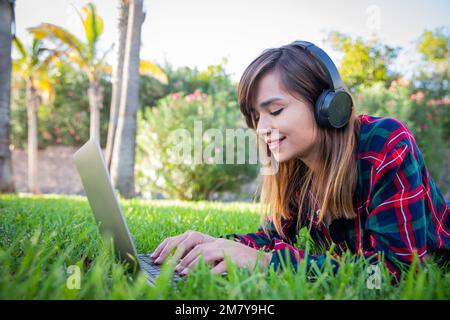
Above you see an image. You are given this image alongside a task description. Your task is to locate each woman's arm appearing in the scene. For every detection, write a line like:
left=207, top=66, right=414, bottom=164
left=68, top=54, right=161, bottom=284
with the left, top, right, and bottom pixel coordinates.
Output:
left=218, top=218, right=284, bottom=251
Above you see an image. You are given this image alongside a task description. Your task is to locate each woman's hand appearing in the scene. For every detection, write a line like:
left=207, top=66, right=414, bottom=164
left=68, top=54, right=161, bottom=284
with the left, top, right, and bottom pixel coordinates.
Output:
left=174, top=238, right=273, bottom=276
left=150, top=230, right=216, bottom=265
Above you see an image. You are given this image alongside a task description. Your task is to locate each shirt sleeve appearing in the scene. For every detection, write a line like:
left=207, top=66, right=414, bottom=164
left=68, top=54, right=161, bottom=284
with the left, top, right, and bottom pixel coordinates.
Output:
left=219, top=218, right=342, bottom=275
left=218, top=217, right=285, bottom=252
left=361, top=135, right=428, bottom=283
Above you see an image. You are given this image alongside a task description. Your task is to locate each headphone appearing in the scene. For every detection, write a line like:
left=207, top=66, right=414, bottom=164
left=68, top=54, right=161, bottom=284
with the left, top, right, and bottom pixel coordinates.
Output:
left=291, top=40, right=353, bottom=129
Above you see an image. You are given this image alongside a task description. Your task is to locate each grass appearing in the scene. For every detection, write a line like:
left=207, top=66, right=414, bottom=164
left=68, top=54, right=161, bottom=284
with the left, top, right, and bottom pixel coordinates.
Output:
left=0, top=194, right=449, bottom=299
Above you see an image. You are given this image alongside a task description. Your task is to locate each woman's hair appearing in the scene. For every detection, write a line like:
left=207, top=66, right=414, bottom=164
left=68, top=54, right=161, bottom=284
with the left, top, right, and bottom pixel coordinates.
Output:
left=238, top=43, right=361, bottom=240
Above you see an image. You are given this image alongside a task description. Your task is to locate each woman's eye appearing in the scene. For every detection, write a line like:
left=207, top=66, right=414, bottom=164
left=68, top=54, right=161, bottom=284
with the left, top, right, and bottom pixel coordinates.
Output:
left=270, top=108, right=283, bottom=116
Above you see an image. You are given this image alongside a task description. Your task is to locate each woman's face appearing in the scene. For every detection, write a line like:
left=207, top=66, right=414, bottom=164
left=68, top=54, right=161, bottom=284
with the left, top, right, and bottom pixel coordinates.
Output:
left=254, top=72, right=320, bottom=168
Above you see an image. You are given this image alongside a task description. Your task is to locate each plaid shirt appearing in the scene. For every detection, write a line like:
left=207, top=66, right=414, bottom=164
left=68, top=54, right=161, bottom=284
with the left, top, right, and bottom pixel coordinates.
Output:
left=221, top=114, right=450, bottom=283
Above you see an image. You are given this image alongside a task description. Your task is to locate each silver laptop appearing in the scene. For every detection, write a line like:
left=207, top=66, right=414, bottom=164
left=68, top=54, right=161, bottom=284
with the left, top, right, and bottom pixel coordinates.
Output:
left=72, top=139, right=185, bottom=287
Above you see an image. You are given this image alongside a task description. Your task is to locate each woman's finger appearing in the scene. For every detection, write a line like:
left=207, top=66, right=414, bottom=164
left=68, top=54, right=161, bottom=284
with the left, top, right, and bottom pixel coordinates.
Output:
left=172, top=232, right=204, bottom=264
left=154, top=234, right=189, bottom=264
left=210, top=260, right=227, bottom=274
left=177, top=242, right=208, bottom=270
left=150, top=236, right=172, bottom=259
left=179, top=245, right=223, bottom=273
left=180, top=255, right=201, bottom=275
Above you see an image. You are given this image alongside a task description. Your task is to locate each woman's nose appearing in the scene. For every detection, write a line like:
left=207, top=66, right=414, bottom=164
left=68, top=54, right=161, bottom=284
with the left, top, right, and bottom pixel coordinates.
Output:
left=256, top=116, right=272, bottom=136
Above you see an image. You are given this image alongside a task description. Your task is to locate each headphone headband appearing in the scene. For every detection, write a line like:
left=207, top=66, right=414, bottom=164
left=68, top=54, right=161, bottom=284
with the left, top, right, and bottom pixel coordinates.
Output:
left=291, top=40, right=346, bottom=91
left=289, top=40, right=353, bottom=129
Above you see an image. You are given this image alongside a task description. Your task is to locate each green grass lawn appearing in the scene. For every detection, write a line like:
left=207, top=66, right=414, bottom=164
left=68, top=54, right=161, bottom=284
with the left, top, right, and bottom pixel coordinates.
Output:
left=0, top=194, right=449, bottom=299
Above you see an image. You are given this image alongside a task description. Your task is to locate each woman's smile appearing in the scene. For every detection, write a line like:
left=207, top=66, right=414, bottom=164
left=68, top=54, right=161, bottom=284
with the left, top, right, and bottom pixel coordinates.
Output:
left=267, top=136, right=286, bottom=150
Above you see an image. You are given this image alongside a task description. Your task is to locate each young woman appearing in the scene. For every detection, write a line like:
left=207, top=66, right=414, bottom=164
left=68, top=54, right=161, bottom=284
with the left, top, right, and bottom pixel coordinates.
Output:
left=151, top=41, right=450, bottom=283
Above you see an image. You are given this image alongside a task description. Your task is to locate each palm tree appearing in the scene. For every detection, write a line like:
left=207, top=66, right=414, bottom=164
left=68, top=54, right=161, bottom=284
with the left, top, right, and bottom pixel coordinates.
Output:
left=28, top=3, right=108, bottom=142
left=0, top=0, right=16, bottom=193
left=12, top=36, right=57, bottom=194
left=110, top=0, right=145, bottom=198
left=29, top=2, right=167, bottom=146
left=105, top=0, right=129, bottom=171
left=106, top=0, right=167, bottom=171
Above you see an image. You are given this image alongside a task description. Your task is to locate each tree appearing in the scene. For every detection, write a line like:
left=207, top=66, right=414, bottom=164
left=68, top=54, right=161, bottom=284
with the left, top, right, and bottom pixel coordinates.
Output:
left=0, top=0, right=16, bottom=193
left=110, top=0, right=145, bottom=198
left=105, top=0, right=129, bottom=171
left=29, top=3, right=109, bottom=142
left=325, top=31, right=400, bottom=92
left=106, top=0, right=167, bottom=172
left=414, top=27, right=449, bottom=99
left=12, top=36, right=57, bottom=194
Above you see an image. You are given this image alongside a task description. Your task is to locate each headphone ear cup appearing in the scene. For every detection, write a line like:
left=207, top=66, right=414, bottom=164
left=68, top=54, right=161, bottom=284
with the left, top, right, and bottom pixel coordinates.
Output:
left=314, top=89, right=333, bottom=128
left=327, top=91, right=353, bottom=128
left=315, top=90, right=353, bottom=129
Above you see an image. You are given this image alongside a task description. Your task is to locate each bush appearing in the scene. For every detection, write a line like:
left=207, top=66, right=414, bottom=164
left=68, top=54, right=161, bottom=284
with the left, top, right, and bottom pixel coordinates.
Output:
left=355, top=80, right=448, bottom=194
left=135, top=89, right=259, bottom=201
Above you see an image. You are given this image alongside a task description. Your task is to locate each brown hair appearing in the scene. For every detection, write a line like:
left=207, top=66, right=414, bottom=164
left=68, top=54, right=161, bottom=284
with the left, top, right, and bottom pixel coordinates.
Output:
left=238, top=43, right=361, bottom=240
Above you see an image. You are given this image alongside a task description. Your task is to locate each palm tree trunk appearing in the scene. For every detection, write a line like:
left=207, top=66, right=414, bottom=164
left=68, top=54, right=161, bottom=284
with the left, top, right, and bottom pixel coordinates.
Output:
left=88, top=81, right=104, bottom=142
left=105, top=0, right=129, bottom=171
left=0, top=0, right=16, bottom=193
left=110, top=0, right=144, bottom=198
left=26, top=82, right=40, bottom=194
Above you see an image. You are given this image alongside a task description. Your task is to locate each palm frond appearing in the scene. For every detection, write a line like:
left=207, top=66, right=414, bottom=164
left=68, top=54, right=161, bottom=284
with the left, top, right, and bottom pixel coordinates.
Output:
left=12, top=36, right=27, bottom=60
left=83, top=3, right=104, bottom=47
left=28, top=23, right=86, bottom=61
left=139, top=60, right=169, bottom=84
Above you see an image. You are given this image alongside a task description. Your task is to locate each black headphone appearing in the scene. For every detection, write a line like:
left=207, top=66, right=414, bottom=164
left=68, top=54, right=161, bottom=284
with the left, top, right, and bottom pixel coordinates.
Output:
left=291, top=40, right=353, bottom=129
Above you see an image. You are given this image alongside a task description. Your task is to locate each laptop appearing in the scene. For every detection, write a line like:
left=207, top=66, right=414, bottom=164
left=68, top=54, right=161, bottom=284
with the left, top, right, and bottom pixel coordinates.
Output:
left=72, top=138, right=185, bottom=287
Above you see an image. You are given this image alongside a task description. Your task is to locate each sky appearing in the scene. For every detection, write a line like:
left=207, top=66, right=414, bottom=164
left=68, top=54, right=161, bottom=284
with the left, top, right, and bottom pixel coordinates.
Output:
left=14, top=0, right=450, bottom=81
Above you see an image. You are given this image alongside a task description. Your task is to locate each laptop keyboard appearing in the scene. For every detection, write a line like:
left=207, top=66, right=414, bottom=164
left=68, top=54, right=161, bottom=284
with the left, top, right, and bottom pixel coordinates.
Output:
left=137, top=254, right=185, bottom=283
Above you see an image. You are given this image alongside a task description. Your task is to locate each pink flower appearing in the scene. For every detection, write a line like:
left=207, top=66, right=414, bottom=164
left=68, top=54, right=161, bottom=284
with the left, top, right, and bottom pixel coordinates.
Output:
left=75, top=135, right=80, bottom=141
left=172, top=93, right=181, bottom=101
left=398, top=79, right=409, bottom=87
left=194, top=89, right=202, bottom=96
left=357, top=94, right=363, bottom=103
left=186, top=94, right=195, bottom=103
left=390, top=80, right=398, bottom=88
left=387, top=100, right=393, bottom=107
left=42, top=131, right=52, bottom=140
left=207, top=156, right=214, bottom=164
left=426, top=100, right=435, bottom=106
left=416, top=91, right=424, bottom=100
left=410, top=94, right=416, bottom=101
left=56, top=137, right=62, bottom=144
left=54, top=128, right=62, bottom=135
left=69, top=128, right=75, bottom=136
